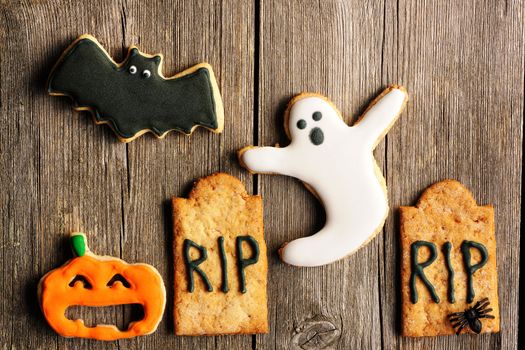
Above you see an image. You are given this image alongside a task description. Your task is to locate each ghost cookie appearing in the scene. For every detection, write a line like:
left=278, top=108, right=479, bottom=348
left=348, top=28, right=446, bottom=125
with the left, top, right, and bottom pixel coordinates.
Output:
left=400, top=180, right=500, bottom=337
left=238, top=85, right=408, bottom=267
left=38, top=232, right=166, bottom=340
left=47, top=34, right=224, bottom=142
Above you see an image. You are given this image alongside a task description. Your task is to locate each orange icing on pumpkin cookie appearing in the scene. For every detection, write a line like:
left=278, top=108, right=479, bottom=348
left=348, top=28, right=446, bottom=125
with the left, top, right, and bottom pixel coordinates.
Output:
left=39, top=232, right=166, bottom=340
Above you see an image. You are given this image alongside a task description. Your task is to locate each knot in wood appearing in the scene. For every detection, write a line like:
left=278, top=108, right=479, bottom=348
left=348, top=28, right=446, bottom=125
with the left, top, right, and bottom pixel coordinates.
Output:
left=291, top=315, right=340, bottom=350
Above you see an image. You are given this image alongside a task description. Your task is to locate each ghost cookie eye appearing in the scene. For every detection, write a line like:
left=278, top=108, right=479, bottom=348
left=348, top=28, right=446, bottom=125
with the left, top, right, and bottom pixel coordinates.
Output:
left=297, top=119, right=307, bottom=129
left=312, top=111, right=322, bottom=121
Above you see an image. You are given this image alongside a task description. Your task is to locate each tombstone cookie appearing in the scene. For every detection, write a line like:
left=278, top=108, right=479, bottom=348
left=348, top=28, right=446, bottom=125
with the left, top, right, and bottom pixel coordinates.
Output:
left=38, top=232, right=166, bottom=340
left=48, top=34, right=224, bottom=142
left=400, top=180, right=500, bottom=336
left=239, top=86, right=408, bottom=266
left=172, top=173, right=268, bottom=335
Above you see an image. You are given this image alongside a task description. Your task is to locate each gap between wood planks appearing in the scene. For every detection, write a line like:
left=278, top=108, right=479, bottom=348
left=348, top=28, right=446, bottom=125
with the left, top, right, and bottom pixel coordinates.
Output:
left=119, top=1, right=129, bottom=348
left=518, top=42, right=525, bottom=350
left=377, top=0, right=389, bottom=349
left=252, top=0, right=261, bottom=349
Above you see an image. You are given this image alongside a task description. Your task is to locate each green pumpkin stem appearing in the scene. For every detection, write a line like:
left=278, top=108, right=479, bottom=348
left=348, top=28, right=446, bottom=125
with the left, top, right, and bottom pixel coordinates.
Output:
left=70, top=232, right=87, bottom=257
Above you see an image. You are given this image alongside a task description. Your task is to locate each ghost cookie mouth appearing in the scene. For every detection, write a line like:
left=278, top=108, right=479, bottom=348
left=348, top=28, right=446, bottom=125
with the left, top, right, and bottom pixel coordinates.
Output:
left=296, top=111, right=324, bottom=146
left=309, top=127, right=324, bottom=145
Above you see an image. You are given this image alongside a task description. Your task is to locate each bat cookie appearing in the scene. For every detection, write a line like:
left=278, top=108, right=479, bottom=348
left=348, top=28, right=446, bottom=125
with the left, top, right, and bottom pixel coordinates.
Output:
left=239, top=86, right=408, bottom=267
left=38, top=232, right=166, bottom=340
left=47, top=34, right=224, bottom=142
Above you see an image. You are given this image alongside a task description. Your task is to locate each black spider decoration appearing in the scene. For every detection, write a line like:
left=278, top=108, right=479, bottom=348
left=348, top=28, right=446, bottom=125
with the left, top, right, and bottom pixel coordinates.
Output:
left=448, top=297, right=495, bottom=334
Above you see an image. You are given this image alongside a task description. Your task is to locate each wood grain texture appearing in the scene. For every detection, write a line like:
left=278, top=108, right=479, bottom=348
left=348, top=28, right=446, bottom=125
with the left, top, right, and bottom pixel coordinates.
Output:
left=0, top=0, right=254, bottom=349
left=0, top=0, right=522, bottom=349
left=256, top=1, right=386, bottom=349
left=257, top=0, right=522, bottom=349
left=381, top=1, right=523, bottom=349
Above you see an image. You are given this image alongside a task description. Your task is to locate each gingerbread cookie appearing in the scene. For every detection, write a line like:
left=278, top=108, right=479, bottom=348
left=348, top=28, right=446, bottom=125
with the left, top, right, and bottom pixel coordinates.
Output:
left=238, top=86, right=408, bottom=266
left=172, top=173, right=268, bottom=335
left=48, top=34, right=224, bottom=142
left=400, top=180, right=500, bottom=337
left=38, top=232, right=166, bottom=340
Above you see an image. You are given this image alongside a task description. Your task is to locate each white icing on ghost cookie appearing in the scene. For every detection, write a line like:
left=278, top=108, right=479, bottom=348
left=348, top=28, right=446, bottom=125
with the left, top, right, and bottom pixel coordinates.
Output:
left=239, top=85, right=408, bottom=267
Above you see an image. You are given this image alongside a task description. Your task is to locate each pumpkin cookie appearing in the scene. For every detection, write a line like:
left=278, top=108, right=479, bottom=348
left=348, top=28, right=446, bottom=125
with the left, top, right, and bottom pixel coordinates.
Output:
left=172, top=173, right=268, bottom=335
left=400, top=180, right=500, bottom=337
left=38, top=232, right=166, bottom=340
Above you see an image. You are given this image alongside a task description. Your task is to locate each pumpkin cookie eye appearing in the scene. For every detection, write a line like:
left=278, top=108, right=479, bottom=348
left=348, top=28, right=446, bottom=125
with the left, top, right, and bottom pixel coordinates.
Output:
left=69, top=275, right=92, bottom=289
left=107, top=274, right=131, bottom=288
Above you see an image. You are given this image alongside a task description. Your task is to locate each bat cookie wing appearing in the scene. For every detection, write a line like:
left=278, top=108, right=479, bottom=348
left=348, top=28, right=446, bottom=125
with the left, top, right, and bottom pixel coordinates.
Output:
left=48, top=35, right=118, bottom=107
left=47, top=34, right=224, bottom=142
left=150, top=63, right=224, bottom=135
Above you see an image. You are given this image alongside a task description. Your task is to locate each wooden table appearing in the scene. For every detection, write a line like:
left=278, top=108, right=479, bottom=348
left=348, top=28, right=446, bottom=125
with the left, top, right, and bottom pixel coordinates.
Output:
left=1, top=1, right=522, bottom=349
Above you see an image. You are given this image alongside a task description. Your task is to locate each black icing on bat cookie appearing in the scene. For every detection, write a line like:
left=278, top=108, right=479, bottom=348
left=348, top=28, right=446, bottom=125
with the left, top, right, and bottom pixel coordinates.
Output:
left=47, top=35, right=224, bottom=142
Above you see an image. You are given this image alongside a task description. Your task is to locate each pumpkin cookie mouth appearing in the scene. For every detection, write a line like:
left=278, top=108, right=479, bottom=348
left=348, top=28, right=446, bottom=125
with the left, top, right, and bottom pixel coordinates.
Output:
left=65, top=303, right=145, bottom=331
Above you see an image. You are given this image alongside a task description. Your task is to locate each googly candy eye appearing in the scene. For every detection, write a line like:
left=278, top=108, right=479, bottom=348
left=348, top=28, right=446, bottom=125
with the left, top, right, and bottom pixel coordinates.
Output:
left=128, top=65, right=137, bottom=74
left=142, top=70, right=151, bottom=78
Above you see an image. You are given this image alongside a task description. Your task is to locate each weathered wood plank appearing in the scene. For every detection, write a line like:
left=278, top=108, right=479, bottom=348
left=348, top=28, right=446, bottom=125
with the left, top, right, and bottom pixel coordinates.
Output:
left=381, top=0, right=522, bottom=349
left=1, top=1, right=127, bottom=350
left=0, top=0, right=254, bottom=349
left=0, top=0, right=522, bottom=349
left=256, top=1, right=387, bottom=349
left=118, top=1, right=254, bottom=349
